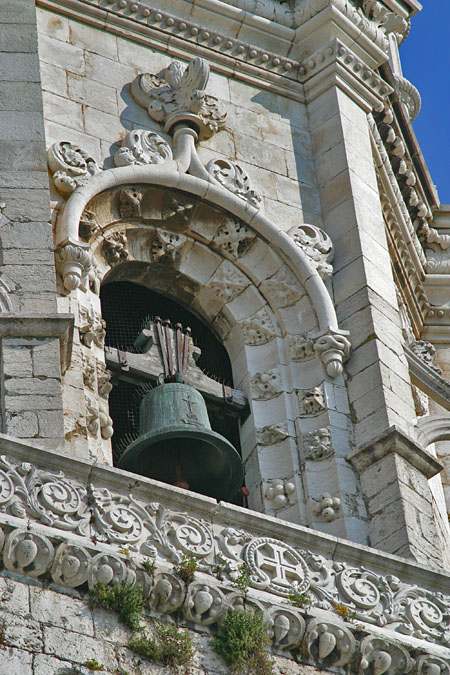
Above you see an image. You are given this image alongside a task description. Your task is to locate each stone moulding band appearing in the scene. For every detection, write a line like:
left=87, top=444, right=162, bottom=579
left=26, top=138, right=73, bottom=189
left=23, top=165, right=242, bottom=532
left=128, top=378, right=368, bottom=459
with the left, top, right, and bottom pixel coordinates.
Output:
left=0, top=434, right=449, bottom=664
left=56, top=160, right=339, bottom=335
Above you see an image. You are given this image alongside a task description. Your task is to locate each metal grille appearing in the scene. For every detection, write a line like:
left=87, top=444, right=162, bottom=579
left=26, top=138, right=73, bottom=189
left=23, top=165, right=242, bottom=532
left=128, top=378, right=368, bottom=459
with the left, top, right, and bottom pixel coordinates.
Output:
left=100, top=281, right=241, bottom=463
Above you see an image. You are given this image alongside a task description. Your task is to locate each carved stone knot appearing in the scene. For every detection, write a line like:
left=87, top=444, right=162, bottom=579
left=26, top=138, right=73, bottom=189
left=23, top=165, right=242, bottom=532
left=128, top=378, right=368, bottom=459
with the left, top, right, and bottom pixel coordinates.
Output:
left=313, top=328, right=351, bottom=377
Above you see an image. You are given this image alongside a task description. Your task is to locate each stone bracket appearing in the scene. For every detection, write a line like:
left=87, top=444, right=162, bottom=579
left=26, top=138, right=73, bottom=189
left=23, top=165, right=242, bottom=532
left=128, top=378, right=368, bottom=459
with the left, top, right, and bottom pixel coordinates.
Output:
left=405, top=345, right=450, bottom=412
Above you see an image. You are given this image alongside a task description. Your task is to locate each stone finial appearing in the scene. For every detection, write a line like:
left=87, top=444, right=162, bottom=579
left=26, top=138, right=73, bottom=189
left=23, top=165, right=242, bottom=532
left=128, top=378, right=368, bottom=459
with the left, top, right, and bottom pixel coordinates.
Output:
left=131, top=57, right=227, bottom=140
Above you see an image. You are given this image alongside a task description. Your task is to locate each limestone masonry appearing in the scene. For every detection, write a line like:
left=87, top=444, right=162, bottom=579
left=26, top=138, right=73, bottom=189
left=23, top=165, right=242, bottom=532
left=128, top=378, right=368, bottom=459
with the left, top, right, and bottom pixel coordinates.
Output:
left=1, top=0, right=450, bottom=672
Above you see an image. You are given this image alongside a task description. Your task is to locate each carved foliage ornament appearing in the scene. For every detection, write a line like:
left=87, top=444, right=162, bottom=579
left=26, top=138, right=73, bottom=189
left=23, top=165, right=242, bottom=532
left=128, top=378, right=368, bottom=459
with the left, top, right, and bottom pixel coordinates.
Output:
left=55, top=241, right=91, bottom=292
left=47, top=141, right=100, bottom=196
left=114, top=129, right=173, bottom=167
left=131, top=58, right=227, bottom=140
left=290, top=223, right=334, bottom=281
left=206, top=159, right=262, bottom=208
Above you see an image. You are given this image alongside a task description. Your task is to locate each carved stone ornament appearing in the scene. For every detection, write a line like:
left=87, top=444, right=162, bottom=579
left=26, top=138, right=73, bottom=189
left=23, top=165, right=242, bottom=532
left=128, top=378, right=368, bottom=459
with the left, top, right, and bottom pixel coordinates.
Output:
left=298, top=386, right=326, bottom=417
left=212, top=217, right=254, bottom=258
left=55, top=241, right=91, bottom=292
left=289, top=223, right=334, bottom=280
left=393, top=75, right=421, bottom=122
left=99, top=400, right=113, bottom=440
left=79, top=307, right=106, bottom=349
left=313, top=328, right=351, bottom=377
left=102, top=231, right=129, bottom=267
left=86, top=399, right=99, bottom=437
left=151, top=229, right=186, bottom=264
left=362, top=0, right=410, bottom=43
left=118, top=187, right=143, bottom=219
left=250, top=368, right=282, bottom=400
left=97, top=364, right=113, bottom=399
left=131, top=57, right=227, bottom=140
left=409, top=340, right=442, bottom=375
left=161, top=192, right=195, bottom=224
left=269, top=607, right=305, bottom=651
left=3, top=529, right=54, bottom=577
left=51, top=542, right=90, bottom=588
left=114, top=129, right=173, bottom=167
left=240, top=307, right=276, bottom=345
left=47, top=141, right=100, bottom=196
left=417, top=655, right=450, bottom=675
left=207, top=261, right=249, bottom=303
left=305, top=619, right=355, bottom=667
left=265, top=479, right=296, bottom=510
left=185, top=582, right=226, bottom=625
left=257, top=423, right=289, bottom=446
left=360, top=636, right=413, bottom=674
left=303, top=428, right=333, bottom=460
left=206, top=158, right=262, bottom=208
left=289, top=334, right=315, bottom=361
left=244, top=537, right=310, bottom=596
left=312, top=493, right=341, bottom=522
left=150, top=571, right=185, bottom=614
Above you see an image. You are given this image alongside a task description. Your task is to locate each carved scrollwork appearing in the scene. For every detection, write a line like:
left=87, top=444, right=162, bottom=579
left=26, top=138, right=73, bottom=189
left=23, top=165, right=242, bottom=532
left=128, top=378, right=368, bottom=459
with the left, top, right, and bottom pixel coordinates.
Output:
left=313, top=328, right=351, bottom=377
left=131, top=57, right=227, bottom=140
left=51, top=542, right=90, bottom=588
left=244, top=537, right=310, bottom=596
left=150, top=572, right=185, bottom=614
left=305, top=619, right=355, bottom=667
left=47, top=141, right=100, bottom=196
left=289, top=223, right=334, bottom=280
left=3, top=529, right=54, bottom=577
left=114, top=129, right=172, bottom=167
left=206, top=159, right=262, bottom=208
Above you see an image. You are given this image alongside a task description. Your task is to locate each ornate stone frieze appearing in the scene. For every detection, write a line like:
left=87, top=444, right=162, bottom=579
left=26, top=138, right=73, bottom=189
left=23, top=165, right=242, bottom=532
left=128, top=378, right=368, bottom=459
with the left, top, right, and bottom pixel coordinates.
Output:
left=289, top=223, right=334, bottom=281
left=212, top=217, right=254, bottom=258
left=55, top=241, right=91, bottom=292
left=362, top=1, right=410, bottom=43
left=113, top=129, right=173, bottom=166
left=47, top=141, right=100, bottom=196
left=151, top=229, right=187, bottom=264
left=0, top=453, right=449, bottom=658
left=264, top=479, right=296, bottom=510
left=240, top=307, right=277, bottom=345
left=131, top=57, right=227, bottom=140
left=250, top=369, right=282, bottom=400
left=297, top=386, right=326, bottom=417
left=289, top=334, right=315, bottom=361
left=313, top=328, right=351, bottom=377
left=206, top=159, right=262, bottom=208
left=102, top=231, right=129, bottom=267
left=312, top=493, right=341, bottom=522
left=360, top=636, right=413, bottom=674
left=303, top=428, right=333, bottom=460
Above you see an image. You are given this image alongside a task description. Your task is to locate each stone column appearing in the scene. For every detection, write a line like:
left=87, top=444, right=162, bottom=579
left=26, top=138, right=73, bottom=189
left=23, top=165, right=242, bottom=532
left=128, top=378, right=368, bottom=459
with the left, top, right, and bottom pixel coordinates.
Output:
left=0, top=0, right=70, bottom=449
left=302, top=36, right=447, bottom=565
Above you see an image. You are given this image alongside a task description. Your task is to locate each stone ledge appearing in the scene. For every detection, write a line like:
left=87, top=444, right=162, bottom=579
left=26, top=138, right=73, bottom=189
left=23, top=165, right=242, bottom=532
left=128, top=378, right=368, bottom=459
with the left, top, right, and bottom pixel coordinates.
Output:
left=0, top=313, right=74, bottom=373
left=347, top=424, right=442, bottom=479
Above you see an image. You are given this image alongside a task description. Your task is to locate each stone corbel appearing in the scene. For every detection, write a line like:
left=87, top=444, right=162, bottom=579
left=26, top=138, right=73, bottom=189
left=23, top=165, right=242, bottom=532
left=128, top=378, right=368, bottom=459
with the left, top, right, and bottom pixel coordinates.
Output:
left=55, top=239, right=91, bottom=292
left=313, top=327, right=351, bottom=377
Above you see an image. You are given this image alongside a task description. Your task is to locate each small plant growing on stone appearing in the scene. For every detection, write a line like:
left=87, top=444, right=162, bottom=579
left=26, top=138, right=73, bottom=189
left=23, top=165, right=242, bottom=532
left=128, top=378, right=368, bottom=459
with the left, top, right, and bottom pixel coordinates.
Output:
left=129, top=620, right=193, bottom=673
left=231, top=563, right=252, bottom=594
left=142, top=558, right=155, bottom=574
left=211, top=554, right=228, bottom=581
left=288, top=589, right=312, bottom=609
left=214, top=609, right=274, bottom=675
left=88, top=583, right=145, bottom=631
left=84, top=663, right=103, bottom=672
left=334, top=601, right=356, bottom=621
left=173, top=554, right=198, bottom=583
left=118, top=547, right=130, bottom=557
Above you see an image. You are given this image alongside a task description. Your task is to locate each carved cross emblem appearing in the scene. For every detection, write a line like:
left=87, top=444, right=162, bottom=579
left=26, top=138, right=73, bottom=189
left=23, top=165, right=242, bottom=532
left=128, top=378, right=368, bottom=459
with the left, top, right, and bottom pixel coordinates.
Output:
left=245, top=537, right=310, bottom=596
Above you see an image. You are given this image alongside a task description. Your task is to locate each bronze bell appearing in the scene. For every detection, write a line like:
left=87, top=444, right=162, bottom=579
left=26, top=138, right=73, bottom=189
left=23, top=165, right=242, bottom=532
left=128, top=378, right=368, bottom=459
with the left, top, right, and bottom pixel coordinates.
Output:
left=118, top=381, right=244, bottom=501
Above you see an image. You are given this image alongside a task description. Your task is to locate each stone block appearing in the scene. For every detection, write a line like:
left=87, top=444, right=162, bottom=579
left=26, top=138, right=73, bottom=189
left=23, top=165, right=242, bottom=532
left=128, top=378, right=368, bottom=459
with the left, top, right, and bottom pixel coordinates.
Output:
left=0, top=646, right=33, bottom=674
left=2, top=345, right=33, bottom=377
left=5, top=377, right=61, bottom=397
left=0, top=111, right=44, bottom=141
left=4, top=411, right=38, bottom=437
left=117, top=38, right=169, bottom=72
left=38, top=33, right=85, bottom=75
left=0, top=0, right=37, bottom=23
left=235, top=132, right=286, bottom=175
left=43, top=624, right=117, bottom=668
left=0, top=170, right=48, bottom=189
left=36, top=7, right=69, bottom=41
left=84, top=104, right=127, bottom=143
left=37, top=409, right=65, bottom=438
left=0, top=81, right=43, bottom=114
left=5, top=394, right=63, bottom=412
left=67, top=72, right=118, bottom=116
left=0, top=23, right=38, bottom=52
left=0, top=575, right=30, bottom=616
left=30, top=586, right=94, bottom=635
left=32, top=339, right=61, bottom=378
left=0, top=140, right=47, bottom=173
left=0, top=53, right=40, bottom=82
left=0, top=609, right=42, bottom=652
left=85, top=51, right=135, bottom=90
left=42, top=90, right=84, bottom=133
left=40, top=61, right=67, bottom=97
left=69, top=19, right=118, bottom=59
left=43, top=120, right=101, bottom=165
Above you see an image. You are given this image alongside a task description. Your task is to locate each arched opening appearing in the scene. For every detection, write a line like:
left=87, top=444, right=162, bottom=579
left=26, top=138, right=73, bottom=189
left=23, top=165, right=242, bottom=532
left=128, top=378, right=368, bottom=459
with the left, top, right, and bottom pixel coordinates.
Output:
left=100, top=280, right=242, bottom=472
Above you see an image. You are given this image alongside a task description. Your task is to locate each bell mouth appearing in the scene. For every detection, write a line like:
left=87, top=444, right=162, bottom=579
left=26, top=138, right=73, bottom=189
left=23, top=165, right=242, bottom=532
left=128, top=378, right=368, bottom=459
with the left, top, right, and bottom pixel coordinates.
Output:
left=117, top=426, right=244, bottom=502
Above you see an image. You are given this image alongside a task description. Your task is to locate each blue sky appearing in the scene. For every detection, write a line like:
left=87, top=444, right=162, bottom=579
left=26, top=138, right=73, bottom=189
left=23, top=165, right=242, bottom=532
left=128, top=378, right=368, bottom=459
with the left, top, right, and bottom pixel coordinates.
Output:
left=400, top=2, right=450, bottom=203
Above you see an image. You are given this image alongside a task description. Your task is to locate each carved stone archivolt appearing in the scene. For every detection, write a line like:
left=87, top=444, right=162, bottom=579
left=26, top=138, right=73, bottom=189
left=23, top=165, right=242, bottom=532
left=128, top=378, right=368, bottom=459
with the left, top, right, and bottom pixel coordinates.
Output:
left=47, top=141, right=100, bottom=196
left=250, top=369, right=282, bottom=400
left=102, top=231, right=130, bottom=267
left=207, top=261, right=249, bottom=303
left=0, top=453, right=449, bottom=663
left=212, top=217, right=254, bottom=258
left=131, top=57, right=227, bottom=140
left=151, top=229, right=187, bottom=264
left=240, top=307, right=276, bottom=345
left=289, top=334, right=315, bottom=361
left=297, top=386, right=326, bottom=417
